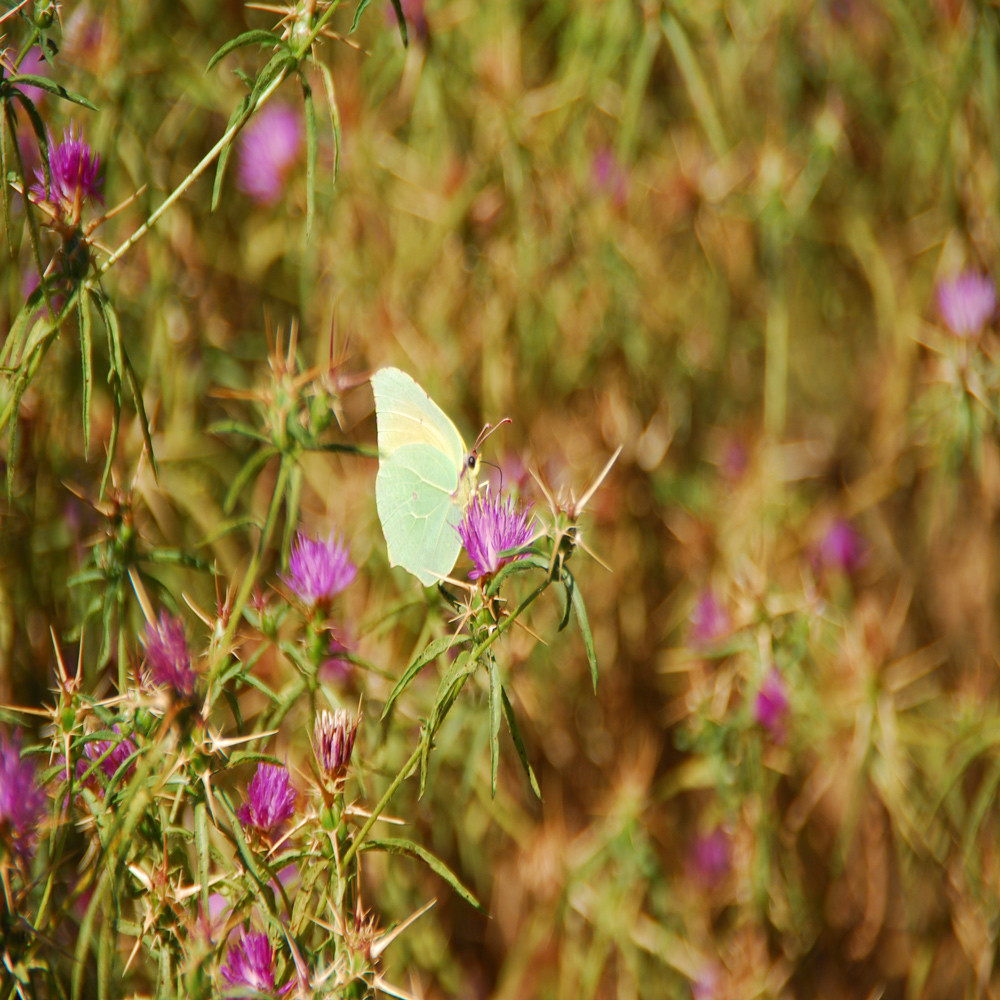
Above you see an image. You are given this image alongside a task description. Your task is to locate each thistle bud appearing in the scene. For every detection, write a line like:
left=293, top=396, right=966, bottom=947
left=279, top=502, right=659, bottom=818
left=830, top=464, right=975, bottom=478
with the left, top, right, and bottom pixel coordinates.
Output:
left=313, top=709, right=359, bottom=785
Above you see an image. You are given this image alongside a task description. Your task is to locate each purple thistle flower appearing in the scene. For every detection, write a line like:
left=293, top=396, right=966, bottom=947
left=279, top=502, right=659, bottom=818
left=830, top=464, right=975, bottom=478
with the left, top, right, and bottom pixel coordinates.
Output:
left=221, top=930, right=289, bottom=996
left=83, top=724, right=137, bottom=784
left=936, top=271, right=997, bottom=338
left=313, top=709, right=359, bottom=784
left=236, top=104, right=303, bottom=205
left=689, top=589, right=731, bottom=647
left=817, top=519, right=866, bottom=575
left=457, top=489, right=533, bottom=581
left=689, top=827, right=731, bottom=886
left=754, top=669, right=789, bottom=742
left=591, top=147, right=629, bottom=208
left=143, top=612, right=197, bottom=697
left=281, top=531, right=357, bottom=608
left=32, top=124, right=103, bottom=220
left=0, top=728, right=47, bottom=859
left=238, top=763, right=297, bottom=835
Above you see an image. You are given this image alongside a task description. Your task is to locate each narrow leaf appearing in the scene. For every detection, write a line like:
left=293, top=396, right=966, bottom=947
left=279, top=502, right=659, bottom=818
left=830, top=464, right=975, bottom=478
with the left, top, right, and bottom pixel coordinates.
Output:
left=212, top=95, right=251, bottom=211
left=12, top=77, right=99, bottom=110
left=381, top=634, right=469, bottom=720
left=302, top=77, right=318, bottom=241
left=488, top=655, right=500, bottom=797
left=207, top=30, right=284, bottom=72
left=501, top=684, right=541, bottom=799
left=78, top=294, right=92, bottom=454
left=567, top=569, right=599, bottom=691
left=360, top=838, right=482, bottom=911
left=318, top=62, right=342, bottom=182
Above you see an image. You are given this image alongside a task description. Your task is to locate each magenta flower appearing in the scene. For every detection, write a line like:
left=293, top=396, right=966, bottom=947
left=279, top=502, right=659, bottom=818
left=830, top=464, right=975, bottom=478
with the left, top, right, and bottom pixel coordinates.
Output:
left=238, top=763, right=297, bottom=835
left=0, top=728, right=47, bottom=859
left=236, top=104, right=302, bottom=205
left=32, top=124, right=103, bottom=220
left=936, top=271, right=997, bottom=338
left=689, top=589, right=731, bottom=647
left=143, top=612, right=197, bottom=697
left=457, top=490, right=533, bottom=581
left=83, top=724, right=137, bottom=784
left=689, top=827, right=731, bottom=886
left=221, top=930, right=290, bottom=996
left=591, top=147, right=629, bottom=208
left=754, top=669, right=789, bottom=742
left=281, top=531, right=357, bottom=608
left=313, top=709, right=359, bottom=784
left=816, top=519, right=865, bottom=575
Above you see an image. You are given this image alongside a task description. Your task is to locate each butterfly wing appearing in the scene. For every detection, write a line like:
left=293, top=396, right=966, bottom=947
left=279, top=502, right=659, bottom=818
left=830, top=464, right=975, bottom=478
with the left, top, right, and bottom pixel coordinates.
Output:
left=375, top=442, right=464, bottom=586
left=371, top=367, right=466, bottom=469
left=372, top=368, right=469, bottom=585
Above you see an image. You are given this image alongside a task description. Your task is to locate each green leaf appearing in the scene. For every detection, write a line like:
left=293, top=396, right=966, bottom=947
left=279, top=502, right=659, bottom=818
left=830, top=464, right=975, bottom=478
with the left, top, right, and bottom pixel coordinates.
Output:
left=206, top=30, right=284, bottom=72
left=195, top=802, right=210, bottom=916
left=212, top=95, right=251, bottom=212
left=318, top=62, right=342, bottom=183
left=360, top=838, right=482, bottom=911
left=78, top=295, right=92, bottom=454
left=250, top=52, right=294, bottom=105
left=350, top=0, right=375, bottom=34
left=485, top=553, right=549, bottom=598
left=501, top=684, right=541, bottom=799
left=381, top=634, right=470, bottom=720
left=489, top=655, right=501, bottom=797
left=387, top=0, right=409, bottom=45
left=567, top=569, right=599, bottom=691
left=224, top=446, right=279, bottom=514
left=302, top=77, right=318, bottom=241
left=12, top=76, right=99, bottom=110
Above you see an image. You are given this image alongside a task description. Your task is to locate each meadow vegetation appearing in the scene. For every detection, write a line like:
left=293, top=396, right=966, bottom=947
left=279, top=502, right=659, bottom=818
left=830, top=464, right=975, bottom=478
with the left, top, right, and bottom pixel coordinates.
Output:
left=2, top=1, right=1000, bottom=997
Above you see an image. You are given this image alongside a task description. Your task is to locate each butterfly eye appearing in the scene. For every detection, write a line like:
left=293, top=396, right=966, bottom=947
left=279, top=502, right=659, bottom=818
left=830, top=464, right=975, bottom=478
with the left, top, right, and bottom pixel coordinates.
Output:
left=466, top=454, right=478, bottom=471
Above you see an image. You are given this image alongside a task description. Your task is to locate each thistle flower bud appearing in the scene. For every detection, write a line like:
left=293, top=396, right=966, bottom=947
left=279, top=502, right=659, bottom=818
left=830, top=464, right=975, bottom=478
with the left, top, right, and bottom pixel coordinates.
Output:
left=313, top=709, right=359, bottom=784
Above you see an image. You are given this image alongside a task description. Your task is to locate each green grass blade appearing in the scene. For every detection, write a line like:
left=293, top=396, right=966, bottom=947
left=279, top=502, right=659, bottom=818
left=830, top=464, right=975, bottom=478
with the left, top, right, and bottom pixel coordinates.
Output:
left=489, top=654, right=500, bottom=797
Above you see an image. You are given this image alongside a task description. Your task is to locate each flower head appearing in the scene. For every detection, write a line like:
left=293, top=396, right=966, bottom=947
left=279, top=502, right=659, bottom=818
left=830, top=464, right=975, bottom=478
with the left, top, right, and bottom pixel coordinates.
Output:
left=457, top=490, right=533, bottom=581
left=689, top=589, right=731, bottom=648
left=281, top=531, right=357, bottom=608
left=313, top=709, right=359, bottom=784
left=83, top=724, right=137, bottom=785
left=221, top=930, right=290, bottom=996
left=237, top=104, right=302, bottom=205
left=816, top=519, right=865, bottom=575
left=238, top=763, right=297, bottom=835
left=591, top=147, right=629, bottom=208
left=936, top=271, right=997, bottom=338
left=0, top=728, right=47, bottom=858
left=689, top=827, right=731, bottom=886
left=754, top=669, right=789, bottom=742
left=32, top=124, right=103, bottom=221
left=143, top=612, right=197, bottom=697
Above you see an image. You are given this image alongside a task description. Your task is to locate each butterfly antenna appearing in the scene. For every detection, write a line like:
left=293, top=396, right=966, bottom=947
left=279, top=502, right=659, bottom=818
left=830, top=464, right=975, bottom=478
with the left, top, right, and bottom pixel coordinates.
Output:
left=472, top=417, right=512, bottom=454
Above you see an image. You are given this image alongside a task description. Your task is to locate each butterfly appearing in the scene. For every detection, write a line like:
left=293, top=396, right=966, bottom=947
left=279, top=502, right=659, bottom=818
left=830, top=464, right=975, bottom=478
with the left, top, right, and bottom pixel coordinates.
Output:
left=371, top=367, right=481, bottom=586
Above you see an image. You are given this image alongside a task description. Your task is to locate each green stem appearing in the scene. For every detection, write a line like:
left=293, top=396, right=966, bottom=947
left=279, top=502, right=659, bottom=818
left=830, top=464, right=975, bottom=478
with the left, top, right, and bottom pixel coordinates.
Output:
left=341, top=578, right=551, bottom=869
left=209, top=456, right=291, bottom=692
left=92, top=69, right=289, bottom=281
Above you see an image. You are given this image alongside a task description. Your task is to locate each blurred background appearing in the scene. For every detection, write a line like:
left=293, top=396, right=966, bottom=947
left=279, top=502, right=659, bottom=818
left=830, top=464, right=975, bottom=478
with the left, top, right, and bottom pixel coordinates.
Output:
left=4, top=0, right=1000, bottom=996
